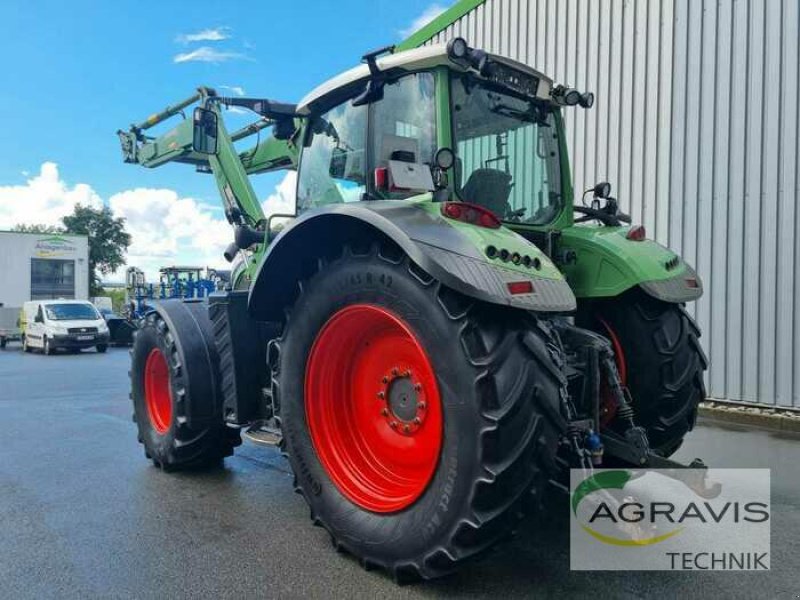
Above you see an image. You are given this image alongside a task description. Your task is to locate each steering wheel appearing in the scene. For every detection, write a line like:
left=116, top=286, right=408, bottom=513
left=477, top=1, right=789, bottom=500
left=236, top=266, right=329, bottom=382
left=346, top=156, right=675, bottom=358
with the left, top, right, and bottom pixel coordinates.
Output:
left=574, top=205, right=632, bottom=226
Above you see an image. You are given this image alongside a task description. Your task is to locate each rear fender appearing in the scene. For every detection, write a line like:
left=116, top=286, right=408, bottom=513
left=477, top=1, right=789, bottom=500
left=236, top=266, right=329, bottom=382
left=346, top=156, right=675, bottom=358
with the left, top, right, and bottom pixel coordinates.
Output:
left=558, top=225, right=703, bottom=303
left=248, top=199, right=576, bottom=321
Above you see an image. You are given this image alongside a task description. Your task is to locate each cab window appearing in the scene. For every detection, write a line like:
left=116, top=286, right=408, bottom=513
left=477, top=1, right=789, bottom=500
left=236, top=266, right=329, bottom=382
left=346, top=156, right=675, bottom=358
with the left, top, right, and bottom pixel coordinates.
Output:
left=370, top=72, right=437, bottom=199
left=296, top=102, right=367, bottom=211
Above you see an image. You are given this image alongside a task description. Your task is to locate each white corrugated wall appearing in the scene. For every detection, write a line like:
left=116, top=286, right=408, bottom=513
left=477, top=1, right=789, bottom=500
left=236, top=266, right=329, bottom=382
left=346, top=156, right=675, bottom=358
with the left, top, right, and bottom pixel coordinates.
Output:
left=422, top=0, right=800, bottom=408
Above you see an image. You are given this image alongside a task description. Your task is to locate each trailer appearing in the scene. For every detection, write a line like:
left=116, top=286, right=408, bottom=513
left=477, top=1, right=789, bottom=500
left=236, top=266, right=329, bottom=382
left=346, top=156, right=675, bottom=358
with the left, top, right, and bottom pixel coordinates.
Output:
left=0, top=306, right=22, bottom=348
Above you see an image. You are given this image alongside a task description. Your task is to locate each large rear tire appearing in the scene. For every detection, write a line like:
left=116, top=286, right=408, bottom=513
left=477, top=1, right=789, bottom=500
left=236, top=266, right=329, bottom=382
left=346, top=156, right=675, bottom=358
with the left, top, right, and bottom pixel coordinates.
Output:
left=130, top=304, right=240, bottom=470
left=579, top=290, right=707, bottom=455
left=273, top=244, right=567, bottom=580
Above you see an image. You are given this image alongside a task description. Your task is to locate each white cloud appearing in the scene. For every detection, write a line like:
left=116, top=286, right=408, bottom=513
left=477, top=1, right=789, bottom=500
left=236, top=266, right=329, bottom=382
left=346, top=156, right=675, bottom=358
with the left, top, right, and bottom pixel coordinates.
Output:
left=0, top=162, right=102, bottom=230
left=261, top=171, right=297, bottom=219
left=0, top=162, right=297, bottom=282
left=173, top=46, right=250, bottom=64
left=219, top=85, right=246, bottom=96
left=399, top=3, right=448, bottom=38
left=175, top=27, right=230, bottom=44
left=109, top=188, right=232, bottom=279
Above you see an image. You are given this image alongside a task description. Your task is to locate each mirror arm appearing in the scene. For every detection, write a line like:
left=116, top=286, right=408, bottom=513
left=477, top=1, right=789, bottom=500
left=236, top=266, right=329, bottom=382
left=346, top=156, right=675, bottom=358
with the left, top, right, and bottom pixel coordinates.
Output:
left=266, top=213, right=297, bottom=244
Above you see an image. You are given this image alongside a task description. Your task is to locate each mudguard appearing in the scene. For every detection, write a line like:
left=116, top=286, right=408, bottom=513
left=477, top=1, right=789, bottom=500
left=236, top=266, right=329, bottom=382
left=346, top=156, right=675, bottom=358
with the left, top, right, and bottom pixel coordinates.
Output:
left=248, top=198, right=576, bottom=321
left=557, top=225, right=703, bottom=302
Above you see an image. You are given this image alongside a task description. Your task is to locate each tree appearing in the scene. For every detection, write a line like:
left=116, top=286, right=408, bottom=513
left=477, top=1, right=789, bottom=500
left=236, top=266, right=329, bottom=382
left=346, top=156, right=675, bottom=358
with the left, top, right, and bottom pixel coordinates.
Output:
left=61, top=206, right=131, bottom=296
left=11, top=223, right=64, bottom=234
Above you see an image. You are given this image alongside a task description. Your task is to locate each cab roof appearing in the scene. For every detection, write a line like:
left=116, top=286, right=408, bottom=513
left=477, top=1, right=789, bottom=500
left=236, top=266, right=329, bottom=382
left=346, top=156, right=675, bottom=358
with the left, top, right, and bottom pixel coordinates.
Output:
left=296, top=43, right=554, bottom=115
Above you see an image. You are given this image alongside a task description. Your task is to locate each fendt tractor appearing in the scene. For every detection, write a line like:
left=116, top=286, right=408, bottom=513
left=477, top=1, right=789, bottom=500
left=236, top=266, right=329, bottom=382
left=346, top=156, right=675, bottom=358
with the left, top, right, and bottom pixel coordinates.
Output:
left=118, top=40, right=707, bottom=580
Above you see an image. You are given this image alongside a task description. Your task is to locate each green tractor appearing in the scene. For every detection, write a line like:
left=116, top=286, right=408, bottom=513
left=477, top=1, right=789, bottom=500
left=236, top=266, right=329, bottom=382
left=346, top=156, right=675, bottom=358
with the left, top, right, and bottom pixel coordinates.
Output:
left=118, top=39, right=707, bottom=580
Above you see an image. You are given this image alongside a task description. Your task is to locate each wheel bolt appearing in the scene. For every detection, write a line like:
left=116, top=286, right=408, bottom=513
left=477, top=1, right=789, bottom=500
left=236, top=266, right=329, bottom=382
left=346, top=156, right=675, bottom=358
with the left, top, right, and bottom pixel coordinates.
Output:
left=413, top=417, right=421, bottom=424
left=382, top=376, right=389, bottom=383
left=403, top=424, right=411, bottom=433
left=392, top=367, right=399, bottom=376
left=389, top=421, right=398, bottom=428
left=404, top=370, right=411, bottom=377
left=377, top=391, right=385, bottom=399
left=418, top=401, right=426, bottom=410
left=414, top=383, right=422, bottom=391
left=381, top=408, right=389, bottom=416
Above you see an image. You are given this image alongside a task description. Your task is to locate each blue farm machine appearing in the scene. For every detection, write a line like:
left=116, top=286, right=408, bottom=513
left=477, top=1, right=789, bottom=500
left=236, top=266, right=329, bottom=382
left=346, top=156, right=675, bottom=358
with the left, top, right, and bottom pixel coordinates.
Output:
left=125, top=266, right=227, bottom=319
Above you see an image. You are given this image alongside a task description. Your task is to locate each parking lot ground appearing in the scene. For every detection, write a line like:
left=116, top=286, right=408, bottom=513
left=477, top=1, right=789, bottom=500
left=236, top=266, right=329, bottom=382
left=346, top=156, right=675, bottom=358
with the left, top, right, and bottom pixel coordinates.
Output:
left=1, top=345, right=798, bottom=599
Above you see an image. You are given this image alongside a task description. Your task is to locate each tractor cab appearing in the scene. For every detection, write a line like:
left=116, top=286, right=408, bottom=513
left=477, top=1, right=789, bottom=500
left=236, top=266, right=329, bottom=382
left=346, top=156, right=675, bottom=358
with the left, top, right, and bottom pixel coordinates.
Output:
left=291, top=40, right=591, bottom=230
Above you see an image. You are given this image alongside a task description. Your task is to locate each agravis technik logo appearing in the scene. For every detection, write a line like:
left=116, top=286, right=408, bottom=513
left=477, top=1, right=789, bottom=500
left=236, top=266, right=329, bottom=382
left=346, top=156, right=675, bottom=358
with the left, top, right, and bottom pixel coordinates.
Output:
left=570, top=469, right=770, bottom=571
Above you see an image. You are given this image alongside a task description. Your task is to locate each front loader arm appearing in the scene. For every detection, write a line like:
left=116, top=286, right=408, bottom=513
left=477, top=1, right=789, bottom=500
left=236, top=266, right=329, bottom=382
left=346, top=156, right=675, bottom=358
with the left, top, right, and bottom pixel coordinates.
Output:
left=117, top=87, right=300, bottom=230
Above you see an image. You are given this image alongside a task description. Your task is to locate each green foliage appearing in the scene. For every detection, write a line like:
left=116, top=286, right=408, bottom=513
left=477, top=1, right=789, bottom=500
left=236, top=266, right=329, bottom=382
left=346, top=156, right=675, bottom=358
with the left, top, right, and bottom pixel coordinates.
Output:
left=11, top=223, right=64, bottom=234
left=103, top=288, right=127, bottom=313
left=61, top=206, right=131, bottom=296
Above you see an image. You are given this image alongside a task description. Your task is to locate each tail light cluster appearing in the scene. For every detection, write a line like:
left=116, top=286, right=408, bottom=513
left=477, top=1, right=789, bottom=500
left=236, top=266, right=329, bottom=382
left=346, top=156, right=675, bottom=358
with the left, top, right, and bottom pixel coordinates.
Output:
left=626, top=225, right=646, bottom=241
left=486, top=245, right=542, bottom=270
left=440, top=201, right=501, bottom=229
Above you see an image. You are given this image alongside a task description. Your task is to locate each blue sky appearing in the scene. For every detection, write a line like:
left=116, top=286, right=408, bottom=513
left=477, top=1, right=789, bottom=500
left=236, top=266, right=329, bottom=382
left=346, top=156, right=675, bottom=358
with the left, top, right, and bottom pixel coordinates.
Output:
left=0, top=0, right=451, bottom=278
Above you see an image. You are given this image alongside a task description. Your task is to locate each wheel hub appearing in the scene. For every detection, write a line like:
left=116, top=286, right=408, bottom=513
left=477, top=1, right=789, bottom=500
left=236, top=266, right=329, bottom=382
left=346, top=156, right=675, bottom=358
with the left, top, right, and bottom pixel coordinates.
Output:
left=379, top=369, right=427, bottom=435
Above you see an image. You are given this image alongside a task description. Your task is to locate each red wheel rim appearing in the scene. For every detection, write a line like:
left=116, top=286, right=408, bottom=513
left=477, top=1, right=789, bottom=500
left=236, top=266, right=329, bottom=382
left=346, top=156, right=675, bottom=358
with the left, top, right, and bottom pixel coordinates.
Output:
left=598, top=317, right=627, bottom=426
left=144, top=348, right=173, bottom=434
left=305, top=304, right=443, bottom=513
left=598, top=318, right=627, bottom=384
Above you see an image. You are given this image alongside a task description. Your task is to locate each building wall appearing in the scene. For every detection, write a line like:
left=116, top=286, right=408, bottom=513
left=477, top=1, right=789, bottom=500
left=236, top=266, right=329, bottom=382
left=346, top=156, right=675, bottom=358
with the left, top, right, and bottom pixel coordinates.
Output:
left=0, top=232, right=90, bottom=307
left=419, top=0, right=799, bottom=408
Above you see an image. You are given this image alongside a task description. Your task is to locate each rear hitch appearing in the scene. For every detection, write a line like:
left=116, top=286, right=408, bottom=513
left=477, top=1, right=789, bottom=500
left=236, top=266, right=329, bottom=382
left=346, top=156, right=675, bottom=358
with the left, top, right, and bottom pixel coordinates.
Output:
left=556, top=319, right=718, bottom=498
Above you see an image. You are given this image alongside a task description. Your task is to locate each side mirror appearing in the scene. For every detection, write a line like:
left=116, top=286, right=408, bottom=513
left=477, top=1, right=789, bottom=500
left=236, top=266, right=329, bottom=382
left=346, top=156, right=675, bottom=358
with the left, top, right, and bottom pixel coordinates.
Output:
left=192, top=107, right=218, bottom=155
left=34, top=314, right=43, bottom=323
left=593, top=181, right=611, bottom=199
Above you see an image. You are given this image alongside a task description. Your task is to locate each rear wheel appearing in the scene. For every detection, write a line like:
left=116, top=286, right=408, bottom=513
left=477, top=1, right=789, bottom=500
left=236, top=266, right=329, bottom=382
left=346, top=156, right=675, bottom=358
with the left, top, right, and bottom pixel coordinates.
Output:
left=579, top=289, right=707, bottom=455
left=97, top=344, right=108, bottom=354
left=273, top=245, right=567, bottom=580
left=131, top=305, right=240, bottom=470
left=22, top=335, right=31, bottom=353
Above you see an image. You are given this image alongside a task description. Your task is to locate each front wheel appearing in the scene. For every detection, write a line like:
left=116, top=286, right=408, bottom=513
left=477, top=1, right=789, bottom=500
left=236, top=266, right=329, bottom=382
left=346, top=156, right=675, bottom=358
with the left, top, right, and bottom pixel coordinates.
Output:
left=96, top=344, right=108, bottom=354
left=578, top=290, right=707, bottom=455
left=22, top=335, right=31, bottom=353
left=273, top=245, right=567, bottom=580
left=130, top=305, right=240, bottom=470
left=43, top=337, right=53, bottom=355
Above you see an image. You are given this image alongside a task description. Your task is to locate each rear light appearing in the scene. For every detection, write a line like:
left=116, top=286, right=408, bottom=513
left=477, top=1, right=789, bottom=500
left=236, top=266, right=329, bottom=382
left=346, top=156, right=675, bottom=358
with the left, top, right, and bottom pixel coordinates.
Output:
left=626, top=225, right=646, bottom=241
left=686, top=278, right=699, bottom=289
left=441, top=202, right=501, bottom=229
left=374, top=167, right=388, bottom=191
left=507, top=280, right=534, bottom=295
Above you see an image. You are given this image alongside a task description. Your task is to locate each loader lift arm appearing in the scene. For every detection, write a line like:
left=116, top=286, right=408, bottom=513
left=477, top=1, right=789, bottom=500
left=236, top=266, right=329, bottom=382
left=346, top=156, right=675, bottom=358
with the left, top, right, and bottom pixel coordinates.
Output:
left=117, top=86, right=301, bottom=233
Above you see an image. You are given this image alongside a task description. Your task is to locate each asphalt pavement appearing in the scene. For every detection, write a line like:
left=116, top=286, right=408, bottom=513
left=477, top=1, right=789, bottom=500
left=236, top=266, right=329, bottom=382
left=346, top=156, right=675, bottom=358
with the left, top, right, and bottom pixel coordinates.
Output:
left=0, top=345, right=798, bottom=599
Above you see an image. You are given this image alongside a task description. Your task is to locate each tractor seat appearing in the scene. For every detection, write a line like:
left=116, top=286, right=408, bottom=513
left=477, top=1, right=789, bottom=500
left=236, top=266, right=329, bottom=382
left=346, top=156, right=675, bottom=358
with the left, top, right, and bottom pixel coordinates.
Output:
left=460, top=168, right=512, bottom=217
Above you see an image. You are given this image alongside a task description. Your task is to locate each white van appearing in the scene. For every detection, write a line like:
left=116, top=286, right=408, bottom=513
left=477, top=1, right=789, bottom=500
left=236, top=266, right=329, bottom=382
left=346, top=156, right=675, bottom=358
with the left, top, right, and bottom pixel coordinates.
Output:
left=22, top=300, right=110, bottom=355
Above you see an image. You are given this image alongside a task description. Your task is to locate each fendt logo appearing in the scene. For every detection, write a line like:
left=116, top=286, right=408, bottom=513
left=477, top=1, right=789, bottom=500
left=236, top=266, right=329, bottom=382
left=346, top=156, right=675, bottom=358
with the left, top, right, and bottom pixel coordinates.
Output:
left=569, top=469, right=771, bottom=571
